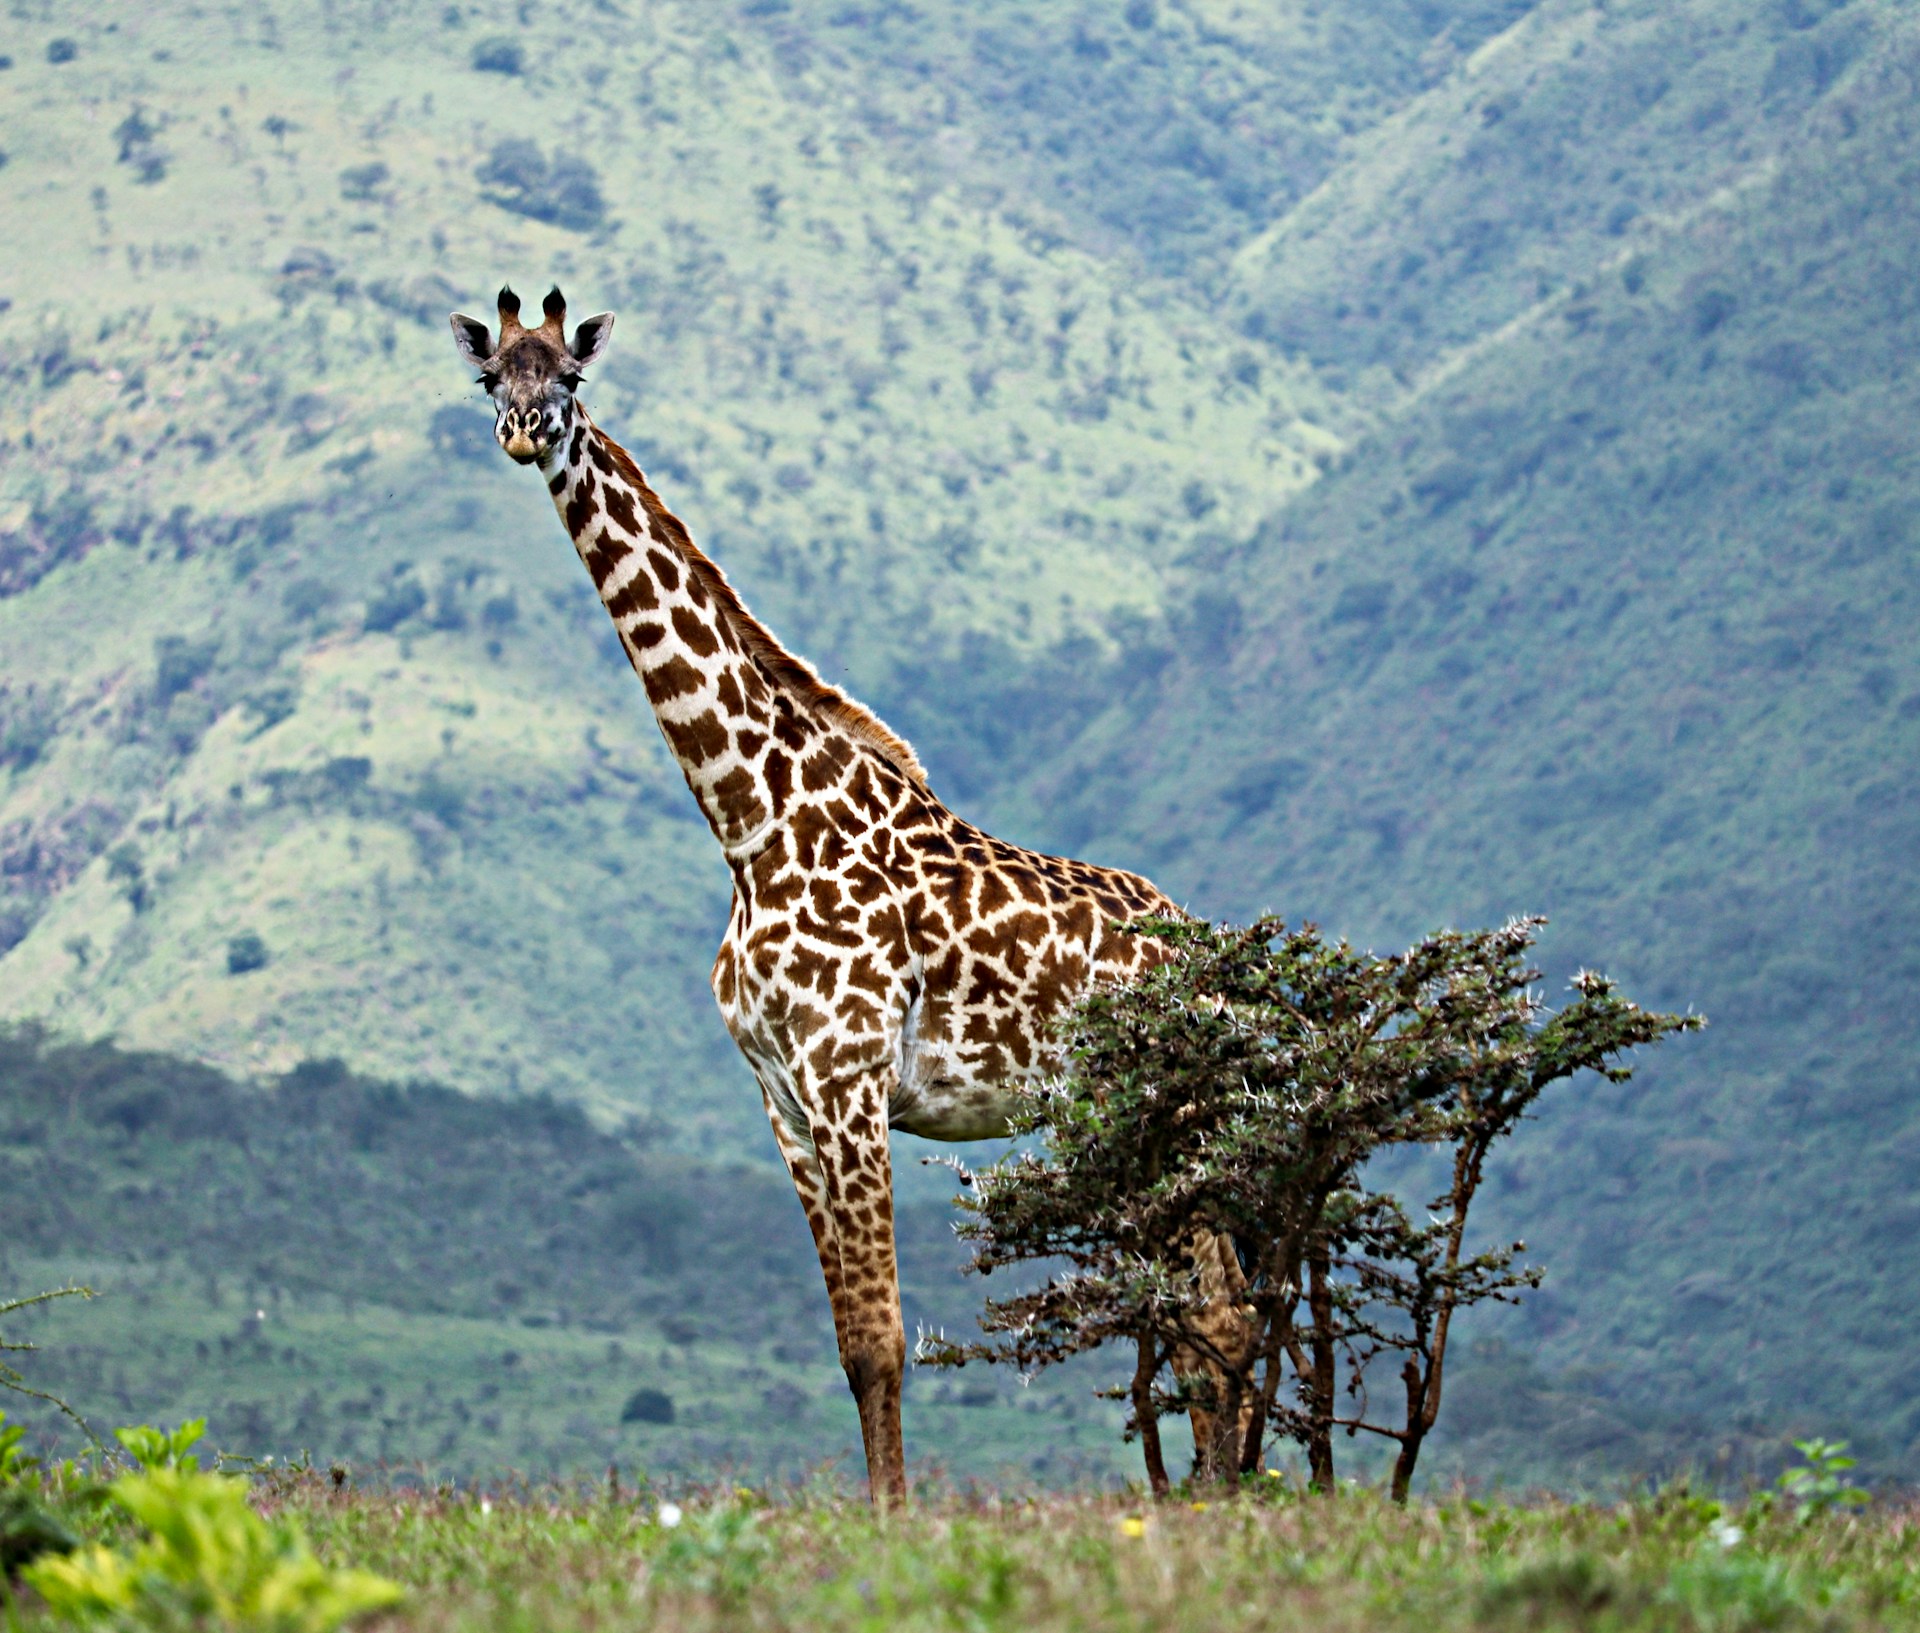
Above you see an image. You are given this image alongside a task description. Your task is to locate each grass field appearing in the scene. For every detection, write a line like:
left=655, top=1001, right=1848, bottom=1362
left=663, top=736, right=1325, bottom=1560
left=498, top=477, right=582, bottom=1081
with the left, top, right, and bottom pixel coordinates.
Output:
left=14, top=1472, right=1920, bottom=1632
left=1, top=1255, right=1130, bottom=1492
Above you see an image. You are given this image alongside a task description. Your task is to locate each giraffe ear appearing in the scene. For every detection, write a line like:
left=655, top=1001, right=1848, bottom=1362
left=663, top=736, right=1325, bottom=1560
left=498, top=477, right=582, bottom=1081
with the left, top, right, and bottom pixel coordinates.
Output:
left=449, top=313, right=494, bottom=372
left=570, top=313, right=614, bottom=370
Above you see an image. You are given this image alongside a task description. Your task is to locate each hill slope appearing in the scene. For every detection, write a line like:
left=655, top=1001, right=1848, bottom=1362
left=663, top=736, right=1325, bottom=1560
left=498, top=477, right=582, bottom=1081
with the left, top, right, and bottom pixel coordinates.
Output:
left=0, top=1029, right=1128, bottom=1483
left=1015, top=11, right=1920, bottom=1471
left=0, top=0, right=1330, bottom=1142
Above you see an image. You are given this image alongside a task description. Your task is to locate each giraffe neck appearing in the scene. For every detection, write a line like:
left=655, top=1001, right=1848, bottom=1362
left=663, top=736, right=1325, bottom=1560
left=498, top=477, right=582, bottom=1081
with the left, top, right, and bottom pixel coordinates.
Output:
left=545, top=406, right=897, bottom=857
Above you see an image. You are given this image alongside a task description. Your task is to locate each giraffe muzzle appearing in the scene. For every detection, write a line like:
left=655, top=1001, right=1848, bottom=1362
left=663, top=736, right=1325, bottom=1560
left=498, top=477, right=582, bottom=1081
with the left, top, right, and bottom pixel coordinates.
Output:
left=499, top=407, right=550, bottom=464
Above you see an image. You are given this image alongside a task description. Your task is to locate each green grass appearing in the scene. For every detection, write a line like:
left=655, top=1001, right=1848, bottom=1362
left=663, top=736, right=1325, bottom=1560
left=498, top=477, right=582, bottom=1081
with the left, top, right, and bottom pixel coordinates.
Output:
left=19, top=1477, right=1920, bottom=1632
left=2, top=1259, right=1126, bottom=1491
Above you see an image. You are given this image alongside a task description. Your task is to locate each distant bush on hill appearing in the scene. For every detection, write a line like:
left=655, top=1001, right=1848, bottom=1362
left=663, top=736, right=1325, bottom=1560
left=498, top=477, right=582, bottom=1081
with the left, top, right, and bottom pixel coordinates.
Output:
left=475, top=139, right=606, bottom=232
left=471, top=37, right=524, bottom=75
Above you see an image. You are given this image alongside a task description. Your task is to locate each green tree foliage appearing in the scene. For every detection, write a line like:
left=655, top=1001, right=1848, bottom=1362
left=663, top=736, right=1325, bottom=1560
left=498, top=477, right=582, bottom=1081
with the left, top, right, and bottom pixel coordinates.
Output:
left=926, top=918, right=1696, bottom=1494
left=473, top=140, right=606, bottom=233
left=0, top=1030, right=800, bottom=1330
left=224, top=932, right=269, bottom=975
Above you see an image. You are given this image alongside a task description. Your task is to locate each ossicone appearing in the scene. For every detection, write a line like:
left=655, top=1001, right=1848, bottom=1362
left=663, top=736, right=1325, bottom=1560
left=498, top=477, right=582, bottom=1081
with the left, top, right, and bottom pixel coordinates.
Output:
left=496, top=284, right=526, bottom=340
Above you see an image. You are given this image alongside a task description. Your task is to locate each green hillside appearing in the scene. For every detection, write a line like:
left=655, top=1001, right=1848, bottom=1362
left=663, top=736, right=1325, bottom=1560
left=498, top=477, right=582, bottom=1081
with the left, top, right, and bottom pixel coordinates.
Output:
left=3, top=0, right=1918, bottom=1485
left=1017, top=4, right=1920, bottom=1472
left=0, top=0, right=1331, bottom=1141
left=0, top=1028, right=1130, bottom=1485
left=0, top=1029, right=1776, bottom=1492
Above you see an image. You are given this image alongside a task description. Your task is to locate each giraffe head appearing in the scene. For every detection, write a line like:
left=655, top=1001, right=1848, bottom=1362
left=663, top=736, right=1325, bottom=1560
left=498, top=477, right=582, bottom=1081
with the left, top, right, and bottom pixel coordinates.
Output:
left=449, top=285, right=614, bottom=467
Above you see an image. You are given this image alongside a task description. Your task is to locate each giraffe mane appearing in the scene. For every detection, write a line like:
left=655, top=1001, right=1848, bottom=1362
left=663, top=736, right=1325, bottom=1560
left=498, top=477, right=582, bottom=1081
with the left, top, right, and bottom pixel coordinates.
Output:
left=590, top=422, right=932, bottom=792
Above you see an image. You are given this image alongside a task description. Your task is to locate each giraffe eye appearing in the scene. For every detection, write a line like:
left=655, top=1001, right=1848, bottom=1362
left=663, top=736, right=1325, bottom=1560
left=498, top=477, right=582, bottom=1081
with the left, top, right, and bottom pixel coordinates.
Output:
left=478, top=371, right=500, bottom=392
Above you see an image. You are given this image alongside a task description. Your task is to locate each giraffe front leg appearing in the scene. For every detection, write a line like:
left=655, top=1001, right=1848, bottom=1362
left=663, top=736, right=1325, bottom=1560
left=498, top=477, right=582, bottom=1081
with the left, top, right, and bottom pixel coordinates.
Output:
left=758, top=1085, right=852, bottom=1341
left=804, top=1066, right=907, bottom=1505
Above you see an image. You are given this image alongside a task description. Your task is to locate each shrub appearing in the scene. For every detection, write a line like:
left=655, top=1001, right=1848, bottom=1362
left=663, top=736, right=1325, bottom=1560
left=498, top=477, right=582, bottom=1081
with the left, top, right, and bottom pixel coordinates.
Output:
left=471, top=37, right=524, bottom=75
left=24, top=1423, right=402, bottom=1632
left=112, top=107, right=168, bottom=184
left=620, top=1388, right=676, bottom=1425
left=281, top=578, right=336, bottom=622
left=105, top=845, right=146, bottom=914
left=0, top=1484, right=81, bottom=1577
left=337, top=162, right=389, bottom=202
left=412, top=772, right=466, bottom=827
left=0, top=683, right=62, bottom=770
left=362, top=578, right=426, bottom=633
left=226, top=933, right=270, bottom=976
left=153, top=636, right=218, bottom=702
left=475, top=139, right=607, bottom=231
left=1330, top=578, right=1393, bottom=624
left=924, top=916, right=1699, bottom=1494
left=428, top=403, right=493, bottom=464
left=320, top=756, right=372, bottom=796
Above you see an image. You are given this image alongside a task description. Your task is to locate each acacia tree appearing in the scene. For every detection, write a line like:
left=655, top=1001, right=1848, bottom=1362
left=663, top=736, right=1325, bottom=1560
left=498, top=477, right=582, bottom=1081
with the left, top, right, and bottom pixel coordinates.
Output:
left=919, top=916, right=1699, bottom=1496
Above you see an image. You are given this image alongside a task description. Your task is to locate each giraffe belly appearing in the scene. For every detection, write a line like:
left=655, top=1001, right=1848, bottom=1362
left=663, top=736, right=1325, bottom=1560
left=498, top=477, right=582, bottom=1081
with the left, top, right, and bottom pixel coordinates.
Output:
left=888, top=998, right=1024, bottom=1141
left=887, top=1073, right=1021, bottom=1141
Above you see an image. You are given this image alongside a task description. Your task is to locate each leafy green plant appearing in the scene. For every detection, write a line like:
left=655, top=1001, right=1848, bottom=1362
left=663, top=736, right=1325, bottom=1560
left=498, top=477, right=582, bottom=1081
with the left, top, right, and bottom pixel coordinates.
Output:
left=651, top=1499, right=772, bottom=1604
left=114, top=1418, right=208, bottom=1474
left=23, top=1452, right=403, bottom=1631
left=1774, top=1438, right=1869, bottom=1521
left=0, top=1408, right=35, bottom=1484
left=0, top=1484, right=83, bottom=1579
left=2, top=1407, right=92, bottom=1579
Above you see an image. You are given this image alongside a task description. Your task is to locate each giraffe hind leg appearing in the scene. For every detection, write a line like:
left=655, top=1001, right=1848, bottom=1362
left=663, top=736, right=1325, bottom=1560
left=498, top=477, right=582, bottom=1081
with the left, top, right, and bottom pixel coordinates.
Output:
left=1179, top=1226, right=1259, bottom=1479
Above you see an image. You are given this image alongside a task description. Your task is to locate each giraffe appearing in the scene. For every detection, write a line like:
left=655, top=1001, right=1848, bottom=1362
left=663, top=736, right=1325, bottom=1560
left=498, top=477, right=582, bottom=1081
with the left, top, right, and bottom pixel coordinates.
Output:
left=449, top=285, right=1247, bottom=1499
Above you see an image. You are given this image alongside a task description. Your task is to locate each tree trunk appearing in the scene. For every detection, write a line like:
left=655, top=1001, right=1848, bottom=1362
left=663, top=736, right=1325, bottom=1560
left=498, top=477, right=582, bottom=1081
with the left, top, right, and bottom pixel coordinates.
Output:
left=1306, top=1249, right=1336, bottom=1492
left=1132, top=1336, right=1170, bottom=1497
left=1390, top=1357, right=1426, bottom=1503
